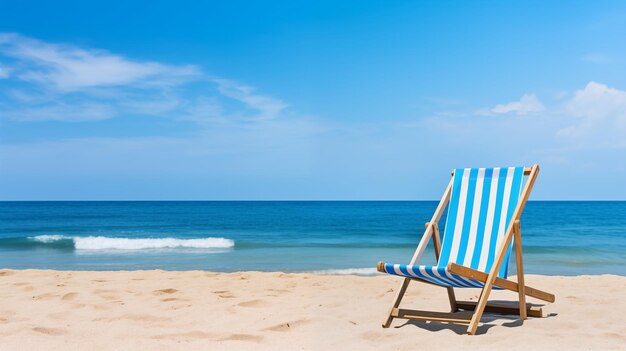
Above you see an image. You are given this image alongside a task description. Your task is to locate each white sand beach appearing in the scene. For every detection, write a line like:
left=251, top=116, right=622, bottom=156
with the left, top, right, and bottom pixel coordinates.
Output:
left=0, top=270, right=624, bottom=350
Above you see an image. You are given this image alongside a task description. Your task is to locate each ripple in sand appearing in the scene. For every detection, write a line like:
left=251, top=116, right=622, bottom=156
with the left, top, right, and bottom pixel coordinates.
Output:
left=218, top=333, right=263, bottom=343
left=237, top=299, right=270, bottom=308
left=32, top=326, right=67, bottom=336
left=153, top=288, right=178, bottom=295
left=62, top=292, right=78, bottom=301
left=213, top=290, right=236, bottom=298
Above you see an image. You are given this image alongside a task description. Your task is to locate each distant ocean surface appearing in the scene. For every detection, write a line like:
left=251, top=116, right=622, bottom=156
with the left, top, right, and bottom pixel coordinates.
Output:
left=0, top=201, right=624, bottom=276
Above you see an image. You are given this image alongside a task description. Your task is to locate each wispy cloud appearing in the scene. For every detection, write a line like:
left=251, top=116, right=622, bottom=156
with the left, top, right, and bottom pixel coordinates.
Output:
left=213, top=78, right=288, bottom=120
left=0, top=33, right=199, bottom=91
left=0, top=33, right=288, bottom=123
left=477, top=94, right=545, bottom=116
left=5, top=102, right=116, bottom=122
left=0, top=64, right=10, bottom=78
left=581, top=52, right=614, bottom=65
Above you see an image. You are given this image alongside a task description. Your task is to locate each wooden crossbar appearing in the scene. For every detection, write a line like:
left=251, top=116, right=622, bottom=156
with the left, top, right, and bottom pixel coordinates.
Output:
left=391, top=301, right=542, bottom=326
left=447, top=263, right=555, bottom=303
left=456, top=300, right=543, bottom=318
left=391, top=308, right=473, bottom=324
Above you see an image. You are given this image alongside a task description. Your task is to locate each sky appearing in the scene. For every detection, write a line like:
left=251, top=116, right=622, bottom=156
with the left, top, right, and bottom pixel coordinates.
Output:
left=0, top=1, right=625, bottom=200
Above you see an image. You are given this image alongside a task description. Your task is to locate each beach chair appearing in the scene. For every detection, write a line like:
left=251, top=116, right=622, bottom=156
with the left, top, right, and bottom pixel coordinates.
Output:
left=376, top=164, right=554, bottom=335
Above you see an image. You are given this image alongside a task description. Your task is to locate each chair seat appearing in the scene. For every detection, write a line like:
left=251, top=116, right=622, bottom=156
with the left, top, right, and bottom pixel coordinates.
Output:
left=381, top=263, right=502, bottom=289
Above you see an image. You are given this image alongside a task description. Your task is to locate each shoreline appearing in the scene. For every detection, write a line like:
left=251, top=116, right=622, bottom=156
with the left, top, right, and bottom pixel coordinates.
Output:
left=2, top=267, right=625, bottom=276
left=1, top=269, right=624, bottom=350
left=2, top=266, right=624, bottom=277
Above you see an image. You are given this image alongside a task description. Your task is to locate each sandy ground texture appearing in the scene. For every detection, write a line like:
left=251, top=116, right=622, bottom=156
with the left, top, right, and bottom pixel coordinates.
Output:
left=0, top=269, right=624, bottom=350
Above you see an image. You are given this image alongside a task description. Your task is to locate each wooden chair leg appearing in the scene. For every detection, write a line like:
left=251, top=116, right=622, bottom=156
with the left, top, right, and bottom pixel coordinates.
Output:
left=466, top=278, right=495, bottom=335
left=446, top=287, right=458, bottom=312
left=513, top=220, right=527, bottom=320
left=382, top=277, right=411, bottom=328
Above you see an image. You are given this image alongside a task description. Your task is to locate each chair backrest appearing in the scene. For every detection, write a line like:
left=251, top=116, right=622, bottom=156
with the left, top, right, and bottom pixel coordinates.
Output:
left=437, top=167, right=525, bottom=278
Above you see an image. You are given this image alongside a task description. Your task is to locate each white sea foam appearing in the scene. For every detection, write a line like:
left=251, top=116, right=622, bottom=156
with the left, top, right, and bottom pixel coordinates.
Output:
left=29, top=235, right=235, bottom=250
left=30, top=235, right=71, bottom=243
left=310, top=267, right=380, bottom=276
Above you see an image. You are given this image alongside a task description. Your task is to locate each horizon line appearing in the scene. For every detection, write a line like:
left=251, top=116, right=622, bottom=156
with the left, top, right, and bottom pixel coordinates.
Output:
left=1, top=199, right=624, bottom=202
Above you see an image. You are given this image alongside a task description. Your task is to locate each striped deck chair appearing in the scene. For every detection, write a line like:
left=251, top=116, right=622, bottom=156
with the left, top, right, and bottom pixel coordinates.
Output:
left=376, top=164, right=554, bottom=335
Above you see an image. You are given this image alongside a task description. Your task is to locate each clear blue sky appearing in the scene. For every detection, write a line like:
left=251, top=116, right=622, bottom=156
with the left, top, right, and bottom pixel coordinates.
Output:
left=1, top=1, right=625, bottom=200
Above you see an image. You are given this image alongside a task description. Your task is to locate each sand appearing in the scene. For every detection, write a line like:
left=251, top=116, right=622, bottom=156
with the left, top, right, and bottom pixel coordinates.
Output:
left=0, top=270, right=624, bottom=350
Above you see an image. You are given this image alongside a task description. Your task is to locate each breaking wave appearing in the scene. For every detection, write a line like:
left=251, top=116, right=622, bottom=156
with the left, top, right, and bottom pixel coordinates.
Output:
left=22, top=235, right=235, bottom=250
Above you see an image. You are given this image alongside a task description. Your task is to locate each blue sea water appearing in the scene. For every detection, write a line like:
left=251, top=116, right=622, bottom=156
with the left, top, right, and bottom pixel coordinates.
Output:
left=0, top=201, right=624, bottom=275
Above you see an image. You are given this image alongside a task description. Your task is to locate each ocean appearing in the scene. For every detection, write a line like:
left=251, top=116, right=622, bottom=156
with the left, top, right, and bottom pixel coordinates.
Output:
left=0, top=201, right=624, bottom=275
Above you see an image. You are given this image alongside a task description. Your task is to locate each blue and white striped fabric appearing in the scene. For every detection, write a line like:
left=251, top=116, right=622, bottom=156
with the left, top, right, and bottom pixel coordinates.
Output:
left=381, top=167, right=525, bottom=288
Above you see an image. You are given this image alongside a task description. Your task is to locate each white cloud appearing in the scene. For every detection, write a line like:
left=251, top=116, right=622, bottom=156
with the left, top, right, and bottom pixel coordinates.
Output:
left=472, top=82, right=625, bottom=149
left=565, top=81, right=626, bottom=120
left=0, top=33, right=199, bottom=91
left=558, top=81, right=626, bottom=147
left=479, top=94, right=545, bottom=116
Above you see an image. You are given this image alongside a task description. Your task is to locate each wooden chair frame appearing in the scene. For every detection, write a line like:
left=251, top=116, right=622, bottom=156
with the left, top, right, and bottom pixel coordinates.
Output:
left=379, top=164, right=555, bottom=335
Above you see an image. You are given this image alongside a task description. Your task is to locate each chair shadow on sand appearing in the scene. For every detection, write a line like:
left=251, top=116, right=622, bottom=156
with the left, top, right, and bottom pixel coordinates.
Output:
left=394, top=300, right=558, bottom=335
